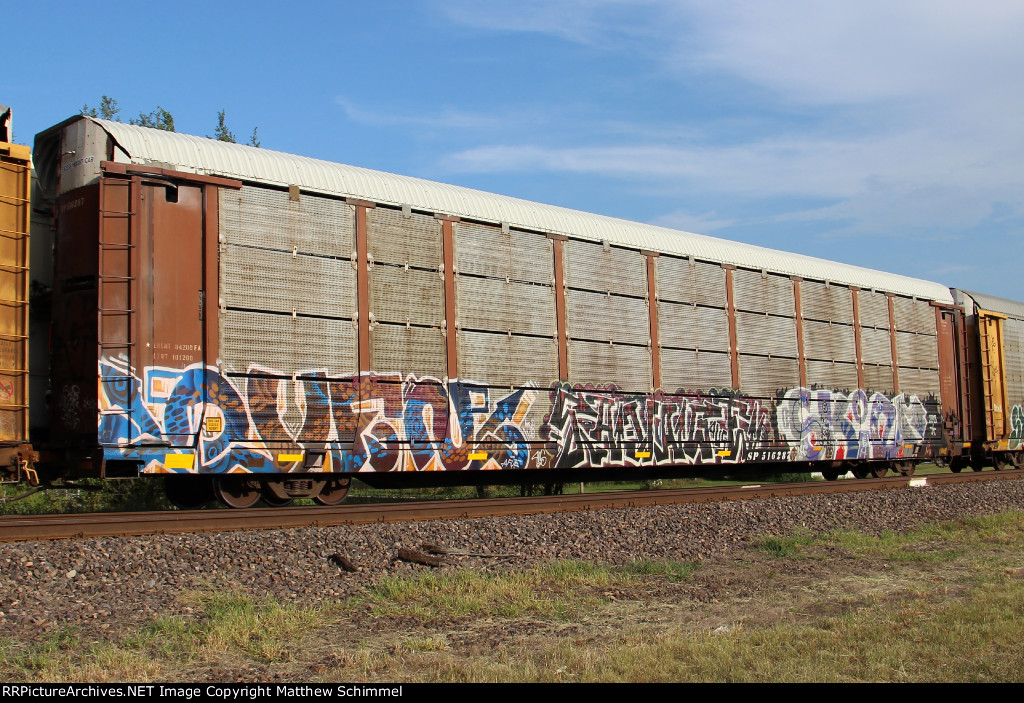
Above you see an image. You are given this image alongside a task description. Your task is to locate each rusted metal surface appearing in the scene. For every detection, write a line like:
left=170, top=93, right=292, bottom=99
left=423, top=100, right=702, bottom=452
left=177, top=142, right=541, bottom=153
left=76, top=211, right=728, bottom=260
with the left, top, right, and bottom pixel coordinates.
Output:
left=646, top=254, right=660, bottom=390
left=888, top=294, right=900, bottom=392
left=439, top=216, right=459, bottom=380
left=725, top=266, right=739, bottom=388
left=852, top=288, right=864, bottom=388
left=551, top=236, right=569, bottom=380
left=355, top=203, right=371, bottom=375
left=2, top=470, right=1020, bottom=543
left=793, top=278, right=807, bottom=388
left=935, top=306, right=961, bottom=444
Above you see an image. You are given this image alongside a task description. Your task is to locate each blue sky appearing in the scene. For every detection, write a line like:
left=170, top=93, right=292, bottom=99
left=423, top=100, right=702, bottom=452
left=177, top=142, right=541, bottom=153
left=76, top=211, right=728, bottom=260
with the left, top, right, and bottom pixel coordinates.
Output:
left=6, top=1, right=1024, bottom=299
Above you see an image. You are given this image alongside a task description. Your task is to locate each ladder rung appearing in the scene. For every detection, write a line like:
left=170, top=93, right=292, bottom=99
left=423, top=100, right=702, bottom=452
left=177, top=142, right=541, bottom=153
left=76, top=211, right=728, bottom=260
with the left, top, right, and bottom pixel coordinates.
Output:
left=99, top=308, right=135, bottom=314
left=99, top=276, right=135, bottom=282
left=99, top=241, right=134, bottom=249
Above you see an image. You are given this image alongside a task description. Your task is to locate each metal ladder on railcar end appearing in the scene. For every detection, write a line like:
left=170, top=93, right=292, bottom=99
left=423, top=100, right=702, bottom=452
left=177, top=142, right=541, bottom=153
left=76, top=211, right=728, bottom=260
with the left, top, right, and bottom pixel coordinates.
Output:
left=0, top=143, right=32, bottom=464
left=96, top=176, right=138, bottom=445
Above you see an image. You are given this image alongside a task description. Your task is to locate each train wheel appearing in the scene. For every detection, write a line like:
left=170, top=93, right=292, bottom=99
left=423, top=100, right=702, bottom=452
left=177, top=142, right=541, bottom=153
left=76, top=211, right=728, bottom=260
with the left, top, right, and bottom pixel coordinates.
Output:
left=870, top=464, right=890, bottom=478
left=261, top=487, right=293, bottom=508
left=314, top=477, right=351, bottom=506
left=948, top=456, right=965, bottom=473
left=214, top=475, right=261, bottom=509
left=895, top=461, right=915, bottom=477
left=851, top=466, right=870, bottom=479
left=821, top=468, right=841, bottom=481
left=993, top=453, right=1011, bottom=471
left=165, top=475, right=214, bottom=510
left=1013, top=453, right=1024, bottom=469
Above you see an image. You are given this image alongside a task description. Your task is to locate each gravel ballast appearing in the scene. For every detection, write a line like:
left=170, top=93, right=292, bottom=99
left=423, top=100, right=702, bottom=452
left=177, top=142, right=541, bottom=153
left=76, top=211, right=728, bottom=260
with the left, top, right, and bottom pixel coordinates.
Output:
left=1, top=480, right=1022, bottom=638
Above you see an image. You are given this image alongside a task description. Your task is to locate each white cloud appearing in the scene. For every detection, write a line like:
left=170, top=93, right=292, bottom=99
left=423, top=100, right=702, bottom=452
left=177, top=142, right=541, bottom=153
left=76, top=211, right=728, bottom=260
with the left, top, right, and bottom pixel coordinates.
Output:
left=433, top=1, right=1024, bottom=240
left=336, top=97, right=505, bottom=131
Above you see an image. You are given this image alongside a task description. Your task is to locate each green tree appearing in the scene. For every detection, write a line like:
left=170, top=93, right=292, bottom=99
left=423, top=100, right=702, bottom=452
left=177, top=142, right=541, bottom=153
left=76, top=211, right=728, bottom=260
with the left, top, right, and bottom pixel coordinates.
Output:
left=130, top=107, right=175, bottom=131
left=80, top=96, right=121, bottom=121
left=248, top=126, right=261, bottom=148
left=213, top=109, right=236, bottom=143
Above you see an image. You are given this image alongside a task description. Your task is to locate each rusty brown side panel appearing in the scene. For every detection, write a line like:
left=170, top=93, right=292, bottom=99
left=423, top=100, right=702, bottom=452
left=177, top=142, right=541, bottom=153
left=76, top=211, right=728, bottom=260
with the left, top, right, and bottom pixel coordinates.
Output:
left=963, top=311, right=986, bottom=448
left=934, top=304, right=963, bottom=450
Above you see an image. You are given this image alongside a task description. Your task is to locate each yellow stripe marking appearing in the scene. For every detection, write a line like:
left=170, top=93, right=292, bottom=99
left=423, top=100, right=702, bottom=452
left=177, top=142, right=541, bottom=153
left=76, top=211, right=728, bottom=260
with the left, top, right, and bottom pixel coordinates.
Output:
left=277, top=453, right=304, bottom=462
left=468, top=452, right=487, bottom=460
left=635, top=451, right=651, bottom=458
left=164, top=453, right=195, bottom=469
left=717, top=450, right=732, bottom=457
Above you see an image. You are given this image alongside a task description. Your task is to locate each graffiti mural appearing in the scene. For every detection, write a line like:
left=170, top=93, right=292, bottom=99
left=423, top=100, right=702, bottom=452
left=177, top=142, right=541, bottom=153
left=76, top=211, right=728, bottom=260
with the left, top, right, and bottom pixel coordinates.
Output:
left=98, top=357, right=543, bottom=475
left=1010, top=404, right=1024, bottom=451
left=541, top=383, right=781, bottom=467
left=98, top=357, right=945, bottom=474
left=775, top=387, right=942, bottom=461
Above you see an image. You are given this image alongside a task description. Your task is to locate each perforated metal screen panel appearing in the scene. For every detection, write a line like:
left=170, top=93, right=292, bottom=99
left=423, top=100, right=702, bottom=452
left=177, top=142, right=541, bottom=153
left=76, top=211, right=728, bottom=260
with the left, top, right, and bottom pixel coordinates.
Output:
left=369, top=266, right=443, bottom=326
left=738, top=355, right=799, bottom=397
left=857, top=290, right=891, bottom=328
left=732, top=269, right=794, bottom=316
left=658, top=302, right=729, bottom=352
left=1003, top=317, right=1024, bottom=407
left=220, top=185, right=355, bottom=257
left=367, top=207, right=441, bottom=269
left=371, top=324, right=445, bottom=378
left=222, top=245, right=356, bottom=318
left=454, top=222, right=553, bottom=285
left=803, top=320, right=857, bottom=363
left=564, top=240, right=647, bottom=296
left=860, top=326, right=893, bottom=365
left=656, top=257, right=726, bottom=306
left=806, top=360, right=859, bottom=390
left=736, top=312, right=798, bottom=357
left=568, top=341, right=653, bottom=392
left=661, top=348, right=733, bottom=391
left=898, top=368, right=941, bottom=398
left=896, top=332, right=939, bottom=369
left=892, top=296, right=936, bottom=334
left=457, top=277, right=555, bottom=336
left=863, top=364, right=895, bottom=395
left=221, top=310, right=356, bottom=375
left=459, top=331, right=558, bottom=386
left=566, top=290, right=650, bottom=344
left=801, top=281, right=854, bottom=324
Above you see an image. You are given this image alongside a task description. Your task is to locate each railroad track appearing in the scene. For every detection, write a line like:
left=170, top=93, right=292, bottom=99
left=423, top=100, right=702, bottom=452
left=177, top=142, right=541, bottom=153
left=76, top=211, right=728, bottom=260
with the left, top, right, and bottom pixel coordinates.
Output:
left=1, top=469, right=1021, bottom=543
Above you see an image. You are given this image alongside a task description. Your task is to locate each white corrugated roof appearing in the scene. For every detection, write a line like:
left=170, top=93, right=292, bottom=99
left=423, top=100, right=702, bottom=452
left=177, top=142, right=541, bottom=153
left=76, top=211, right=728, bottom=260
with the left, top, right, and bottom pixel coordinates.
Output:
left=91, top=117, right=952, bottom=302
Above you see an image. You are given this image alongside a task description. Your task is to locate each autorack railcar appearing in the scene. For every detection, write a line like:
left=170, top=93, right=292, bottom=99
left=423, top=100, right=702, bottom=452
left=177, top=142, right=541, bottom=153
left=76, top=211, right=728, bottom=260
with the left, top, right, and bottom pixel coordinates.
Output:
left=2, top=113, right=1021, bottom=507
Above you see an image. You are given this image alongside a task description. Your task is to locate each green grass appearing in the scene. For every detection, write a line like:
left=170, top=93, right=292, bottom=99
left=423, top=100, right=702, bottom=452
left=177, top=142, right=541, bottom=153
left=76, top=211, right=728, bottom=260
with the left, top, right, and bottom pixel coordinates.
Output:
left=4, top=512, right=1024, bottom=682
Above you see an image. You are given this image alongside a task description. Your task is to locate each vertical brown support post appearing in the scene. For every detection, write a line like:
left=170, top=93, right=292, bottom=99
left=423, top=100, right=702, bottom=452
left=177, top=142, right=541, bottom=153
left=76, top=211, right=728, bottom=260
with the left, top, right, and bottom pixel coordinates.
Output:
left=792, top=277, right=807, bottom=388
left=550, top=235, right=569, bottom=381
left=439, top=217, right=459, bottom=380
left=202, top=185, right=220, bottom=365
left=644, top=252, right=660, bottom=390
left=724, top=266, right=740, bottom=389
left=353, top=203, right=371, bottom=375
left=851, top=288, right=864, bottom=389
left=888, top=294, right=900, bottom=392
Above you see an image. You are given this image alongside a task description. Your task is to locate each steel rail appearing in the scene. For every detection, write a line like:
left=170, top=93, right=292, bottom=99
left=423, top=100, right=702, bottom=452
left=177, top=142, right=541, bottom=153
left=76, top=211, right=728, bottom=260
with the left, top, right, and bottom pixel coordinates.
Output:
left=0, top=469, right=1020, bottom=543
